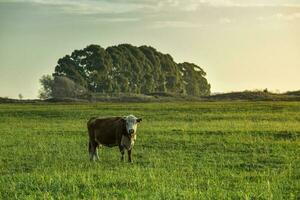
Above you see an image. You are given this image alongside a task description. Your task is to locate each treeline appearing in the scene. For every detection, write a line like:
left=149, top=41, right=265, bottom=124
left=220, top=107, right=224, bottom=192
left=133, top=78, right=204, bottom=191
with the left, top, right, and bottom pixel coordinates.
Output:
left=40, top=44, right=210, bottom=99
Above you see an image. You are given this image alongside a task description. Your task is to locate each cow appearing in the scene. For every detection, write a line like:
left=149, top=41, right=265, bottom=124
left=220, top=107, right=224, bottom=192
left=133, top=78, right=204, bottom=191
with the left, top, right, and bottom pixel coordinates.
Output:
left=87, top=115, right=142, bottom=162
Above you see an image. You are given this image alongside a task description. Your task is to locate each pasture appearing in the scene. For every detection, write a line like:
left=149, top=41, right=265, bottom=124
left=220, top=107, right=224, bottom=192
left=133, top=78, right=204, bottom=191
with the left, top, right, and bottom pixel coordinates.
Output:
left=0, top=102, right=299, bottom=199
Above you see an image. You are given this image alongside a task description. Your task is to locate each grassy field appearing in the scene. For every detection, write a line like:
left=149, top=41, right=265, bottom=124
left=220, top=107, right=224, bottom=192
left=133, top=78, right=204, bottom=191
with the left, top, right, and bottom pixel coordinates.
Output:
left=0, top=102, right=299, bottom=199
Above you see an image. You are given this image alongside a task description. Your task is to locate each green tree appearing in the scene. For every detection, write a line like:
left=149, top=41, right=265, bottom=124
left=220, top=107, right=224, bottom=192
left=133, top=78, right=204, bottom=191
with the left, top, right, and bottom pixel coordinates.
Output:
left=51, top=76, right=87, bottom=98
left=18, top=94, right=23, bottom=100
left=39, top=75, right=54, bottom=99
left=49, top=44, right=211, bottom=96
left=179, top=62, right=210, bottom=96
left=39, top=75, right=87, bottom=99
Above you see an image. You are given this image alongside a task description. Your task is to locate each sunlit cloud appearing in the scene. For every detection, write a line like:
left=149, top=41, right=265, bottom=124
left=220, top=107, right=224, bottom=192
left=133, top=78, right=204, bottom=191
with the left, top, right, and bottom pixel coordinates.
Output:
left=196, top=0, right=300, bottom=8
left=276, top=13, right=300, bottom=21
left=2, top=0, right=153, bottom=14
left=258, top=13, right=300, bottom=21
left=2, top=0, right=300, bottom=27
left=219, top=18, right=232, bottom=24
left=3, top=0, right=300, bottom=15
left=95, top=17, right=140, bottom=22
left=150, top=20, right=202, bottom=29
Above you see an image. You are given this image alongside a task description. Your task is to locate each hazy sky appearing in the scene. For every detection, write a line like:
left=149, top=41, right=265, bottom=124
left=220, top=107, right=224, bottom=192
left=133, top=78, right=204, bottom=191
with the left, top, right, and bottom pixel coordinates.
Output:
left=0, top=0, right=299, bottom=98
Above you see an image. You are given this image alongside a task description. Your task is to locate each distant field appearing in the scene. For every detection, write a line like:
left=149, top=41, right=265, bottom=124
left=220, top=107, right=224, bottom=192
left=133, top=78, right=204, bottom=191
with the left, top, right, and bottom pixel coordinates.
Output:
left=0, top=102, right=299, bottom=199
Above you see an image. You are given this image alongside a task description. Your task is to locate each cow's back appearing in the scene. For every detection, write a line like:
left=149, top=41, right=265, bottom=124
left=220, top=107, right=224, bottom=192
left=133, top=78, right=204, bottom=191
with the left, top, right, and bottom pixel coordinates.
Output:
left=87, top=117, right=124, bottom=147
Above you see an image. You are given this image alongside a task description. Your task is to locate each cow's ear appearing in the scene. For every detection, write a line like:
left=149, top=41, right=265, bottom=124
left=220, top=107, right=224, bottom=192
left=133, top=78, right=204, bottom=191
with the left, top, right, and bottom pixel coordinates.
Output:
left=137, top=118, right=142, bottom=123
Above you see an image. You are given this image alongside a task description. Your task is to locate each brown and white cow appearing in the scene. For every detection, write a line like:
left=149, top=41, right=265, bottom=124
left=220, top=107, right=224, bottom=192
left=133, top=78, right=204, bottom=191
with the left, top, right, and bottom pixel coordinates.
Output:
left=87, top=115, right=142, bottom=162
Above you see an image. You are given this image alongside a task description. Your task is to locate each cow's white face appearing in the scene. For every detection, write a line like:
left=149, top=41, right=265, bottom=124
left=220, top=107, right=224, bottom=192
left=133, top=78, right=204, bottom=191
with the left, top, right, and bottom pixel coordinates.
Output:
left=123, top=115, right=142, bottom=139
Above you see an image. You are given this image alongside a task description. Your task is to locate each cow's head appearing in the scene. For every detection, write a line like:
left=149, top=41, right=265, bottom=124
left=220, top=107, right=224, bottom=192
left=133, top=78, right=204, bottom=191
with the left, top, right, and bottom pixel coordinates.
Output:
left=123, top=115, right=142, bottom=139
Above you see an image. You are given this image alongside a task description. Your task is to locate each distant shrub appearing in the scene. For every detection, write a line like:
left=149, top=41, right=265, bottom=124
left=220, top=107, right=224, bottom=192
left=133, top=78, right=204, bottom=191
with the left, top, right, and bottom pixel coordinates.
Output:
left=39, top=75, right=87, bottom=99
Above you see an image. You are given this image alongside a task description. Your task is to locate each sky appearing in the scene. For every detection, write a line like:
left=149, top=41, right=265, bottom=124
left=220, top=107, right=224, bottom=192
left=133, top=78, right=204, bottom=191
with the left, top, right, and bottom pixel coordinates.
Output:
left=0, top=0, right=299, bottom=99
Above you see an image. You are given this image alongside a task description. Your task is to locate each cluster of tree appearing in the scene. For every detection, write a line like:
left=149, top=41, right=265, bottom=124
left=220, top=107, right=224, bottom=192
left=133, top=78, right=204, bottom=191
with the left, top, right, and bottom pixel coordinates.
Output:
left=40, top=44, right=210, bottom=99
left=39, top=75, right=86, bottom=99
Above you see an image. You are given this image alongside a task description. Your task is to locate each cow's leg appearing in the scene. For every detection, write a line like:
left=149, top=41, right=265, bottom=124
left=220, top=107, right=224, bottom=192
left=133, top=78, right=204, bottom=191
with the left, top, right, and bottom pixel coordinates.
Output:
left=93, top=142, right=100, bottom=161
left=95, top=144, right=102, bottom=160
left=90, top=141, right=98, bottom=161
left=128, top=149, right=132, bottom=163
left=88, top=141, right=93, bottom=160
left=119, top=145, right=125, bottom=162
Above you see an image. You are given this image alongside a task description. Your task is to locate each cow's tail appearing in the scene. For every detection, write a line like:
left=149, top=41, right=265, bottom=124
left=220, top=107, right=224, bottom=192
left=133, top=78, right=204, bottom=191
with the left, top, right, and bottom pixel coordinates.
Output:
left=88, top=141, right=91, bottom=154
left=87, top=117, right=97, bottom=160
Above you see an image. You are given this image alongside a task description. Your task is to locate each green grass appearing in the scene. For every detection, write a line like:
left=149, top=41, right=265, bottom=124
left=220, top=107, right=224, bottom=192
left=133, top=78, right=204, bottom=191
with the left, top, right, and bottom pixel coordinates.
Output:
left=0, top=102, right=299, bottom=199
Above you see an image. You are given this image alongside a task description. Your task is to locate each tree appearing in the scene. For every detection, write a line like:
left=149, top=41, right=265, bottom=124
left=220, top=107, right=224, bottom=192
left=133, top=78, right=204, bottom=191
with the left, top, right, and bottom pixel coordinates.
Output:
left=18, top=94, right=23, bottom=100
left=179, top=62, right=210, bottom=96
left=39, top=75, right=87, bottom=99
left=39, top=75, right=53, bottom=99
left=51, top=76, right=87, bottom=98
left=49, top=44, right=211, bottom=96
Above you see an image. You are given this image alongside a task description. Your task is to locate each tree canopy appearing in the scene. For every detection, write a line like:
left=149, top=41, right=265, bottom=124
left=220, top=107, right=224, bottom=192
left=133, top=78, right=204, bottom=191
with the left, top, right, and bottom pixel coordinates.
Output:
left=49, top=44, right=210, bottom=97
left=39, top=75, right=87, bottom=99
